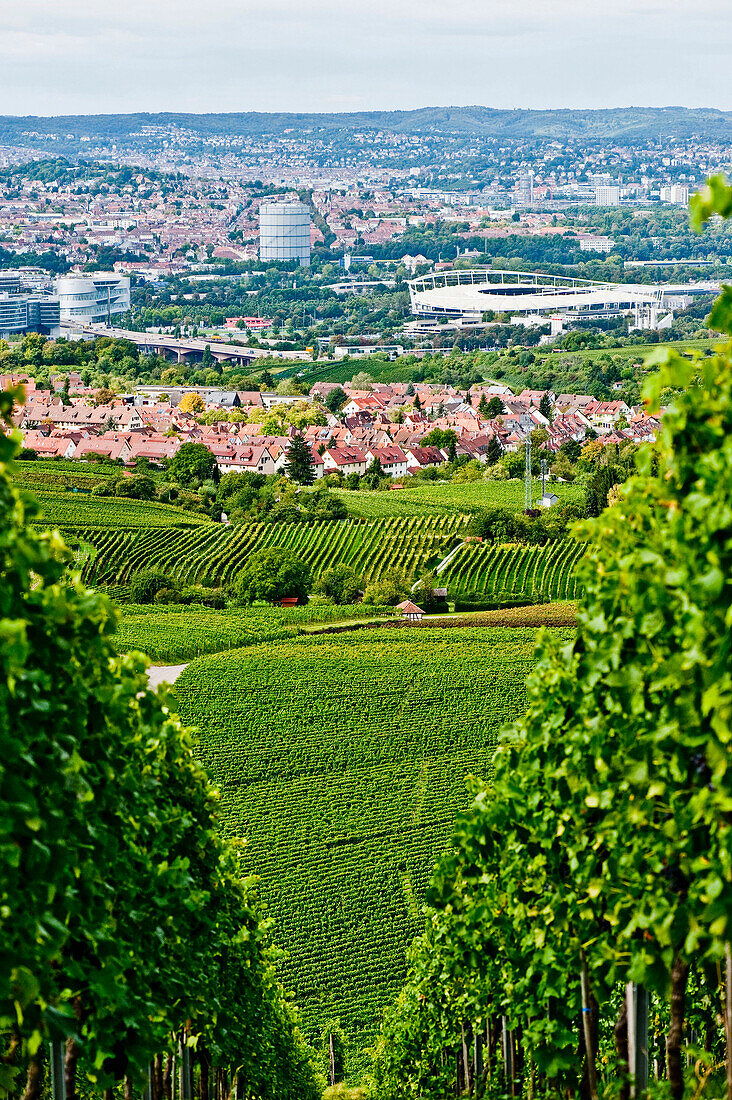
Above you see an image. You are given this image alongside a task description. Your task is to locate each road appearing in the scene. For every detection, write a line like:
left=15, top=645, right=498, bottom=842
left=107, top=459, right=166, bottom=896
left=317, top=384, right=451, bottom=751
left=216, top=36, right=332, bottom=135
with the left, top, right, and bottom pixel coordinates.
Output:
left=147, top=664, right=188, bottom=689
left=60, top=321, right=311, bottom=363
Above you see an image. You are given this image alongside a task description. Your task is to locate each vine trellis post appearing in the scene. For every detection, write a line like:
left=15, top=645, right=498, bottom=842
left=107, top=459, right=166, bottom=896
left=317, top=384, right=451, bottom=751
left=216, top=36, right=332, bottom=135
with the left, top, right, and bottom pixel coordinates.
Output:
left=49, top=1041, right=66, bottom=1100
left=626, top=983, right=649, bottom=1098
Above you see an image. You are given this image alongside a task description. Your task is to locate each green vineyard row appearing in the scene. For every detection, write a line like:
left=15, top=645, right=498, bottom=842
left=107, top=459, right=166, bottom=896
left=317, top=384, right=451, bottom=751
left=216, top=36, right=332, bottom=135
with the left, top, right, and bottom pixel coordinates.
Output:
left=440, top=538, right=584, bottom=601
left=115, top=603, right=395, bottom=662
left=31, top=490, right=210, bottom=529
left=76, top=515, right=471, bottom=587
left=173, top=627, right=562, bottom=1073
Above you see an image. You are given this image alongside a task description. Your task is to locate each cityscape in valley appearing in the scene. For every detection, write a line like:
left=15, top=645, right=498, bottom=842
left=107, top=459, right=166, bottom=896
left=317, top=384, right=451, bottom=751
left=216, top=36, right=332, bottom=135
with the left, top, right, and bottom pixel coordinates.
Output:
left=3, top=7, right=732, bottom=1100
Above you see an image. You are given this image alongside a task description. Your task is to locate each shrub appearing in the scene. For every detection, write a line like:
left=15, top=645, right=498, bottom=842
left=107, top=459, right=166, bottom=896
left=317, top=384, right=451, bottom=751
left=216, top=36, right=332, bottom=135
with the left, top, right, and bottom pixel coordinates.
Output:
left=129, top=571, right=178, bottom=605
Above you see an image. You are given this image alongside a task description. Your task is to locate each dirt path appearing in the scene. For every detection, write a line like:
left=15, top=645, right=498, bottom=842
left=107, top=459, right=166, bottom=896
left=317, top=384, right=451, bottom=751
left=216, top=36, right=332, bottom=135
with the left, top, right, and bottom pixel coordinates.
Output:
left=147, top=664, right=189, bottom=689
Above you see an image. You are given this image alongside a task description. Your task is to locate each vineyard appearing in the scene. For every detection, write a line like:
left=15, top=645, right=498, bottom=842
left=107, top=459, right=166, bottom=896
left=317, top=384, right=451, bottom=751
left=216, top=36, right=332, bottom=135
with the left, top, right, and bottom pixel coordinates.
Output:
left=30, top=490, right=210, bottom=529
left=11, top=459, right=116, bottom=493
left=325, top=479, right=585, bottom=519
left=77, top=515, right=470, bottom=587
left=173, top=627, right=561, bottom=1073
left=439, top=538, right=584, bottom=601
left=115, top=602, right=395, bottom=662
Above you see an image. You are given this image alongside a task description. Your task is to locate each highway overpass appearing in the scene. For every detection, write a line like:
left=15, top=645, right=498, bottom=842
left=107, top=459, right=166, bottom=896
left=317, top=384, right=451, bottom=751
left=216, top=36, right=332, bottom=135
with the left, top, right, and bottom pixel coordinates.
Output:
left=59, top=322, right=311, bottom=366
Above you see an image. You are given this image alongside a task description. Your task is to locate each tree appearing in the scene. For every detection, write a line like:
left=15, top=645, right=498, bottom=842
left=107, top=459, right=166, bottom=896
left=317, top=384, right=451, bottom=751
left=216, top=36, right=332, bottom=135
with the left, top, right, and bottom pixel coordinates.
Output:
left=315, top=564, right=361, bottom=605
left=421, top=427, right=457, bottom=451
left=234, top=547, right=311, bottom=604
left=486, top=395, right=504, bottom=419
left=363, top=456, right=385, bottom=489
left=284, top=434, right=316, bottom=485
left=260, top=369, right=274, bottom=389
left=324, top=387, right=347, bottom=414
left=168, top=442, right=219, bottom=486
left=93, top=387, right=115, bottom=406
left=363, top=569, right=408, bottom=606
left=485, top=433, right=502, bottom=465
left=350, top=371, right=373, bottom=390
left=539, top=392, right=553, bottom=422
left=129, top=570, right=178, bottom=604
left=114, top=474, right=157, bottom=500
left=478, top=394, right=489, bottom=417
left=180, top=392, right=206, bottom=415
left=201, top=344, right=214, bottom=370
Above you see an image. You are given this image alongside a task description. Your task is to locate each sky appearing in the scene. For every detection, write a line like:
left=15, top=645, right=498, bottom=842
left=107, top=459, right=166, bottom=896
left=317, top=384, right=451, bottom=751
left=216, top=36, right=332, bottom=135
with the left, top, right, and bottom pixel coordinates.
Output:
left=2, top=0, right=730, bottom=116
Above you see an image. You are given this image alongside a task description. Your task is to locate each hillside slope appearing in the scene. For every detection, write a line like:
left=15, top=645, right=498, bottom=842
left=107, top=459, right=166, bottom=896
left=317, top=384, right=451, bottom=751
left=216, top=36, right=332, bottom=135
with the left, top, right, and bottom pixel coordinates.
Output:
left=173, top=627, right=564, bottom=1074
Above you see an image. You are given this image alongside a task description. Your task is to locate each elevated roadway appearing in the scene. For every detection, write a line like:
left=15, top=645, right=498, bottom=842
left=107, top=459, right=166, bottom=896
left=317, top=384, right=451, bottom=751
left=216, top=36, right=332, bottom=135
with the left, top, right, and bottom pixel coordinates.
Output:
left=59, top=322, right=311, bottom=365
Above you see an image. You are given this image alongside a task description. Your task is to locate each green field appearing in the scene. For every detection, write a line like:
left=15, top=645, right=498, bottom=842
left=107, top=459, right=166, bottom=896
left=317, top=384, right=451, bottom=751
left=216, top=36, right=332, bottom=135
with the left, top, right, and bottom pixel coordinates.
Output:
left=440, top=538, right=584, bottom=601
left=115, top=603, right=395, bottom=662
left=173, top=627, right=561, bottom=1073
left=77, top=515, right=469, bottom=587
left=30, top=491, right=211, bottom=530
left=327, top=479, right=584, bottom=519
left=11, top=459, right=117, bottom=493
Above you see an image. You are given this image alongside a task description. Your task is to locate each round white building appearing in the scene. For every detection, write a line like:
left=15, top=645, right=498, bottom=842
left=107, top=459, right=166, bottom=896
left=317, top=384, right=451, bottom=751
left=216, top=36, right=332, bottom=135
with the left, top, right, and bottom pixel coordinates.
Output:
left=259, top=201, right=311, bottom=267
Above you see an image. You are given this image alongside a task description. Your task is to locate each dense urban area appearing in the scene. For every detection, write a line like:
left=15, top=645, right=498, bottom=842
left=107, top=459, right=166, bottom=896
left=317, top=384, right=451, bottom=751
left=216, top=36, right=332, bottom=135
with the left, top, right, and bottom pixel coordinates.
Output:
left=4, top=106, right=732, bottom=1100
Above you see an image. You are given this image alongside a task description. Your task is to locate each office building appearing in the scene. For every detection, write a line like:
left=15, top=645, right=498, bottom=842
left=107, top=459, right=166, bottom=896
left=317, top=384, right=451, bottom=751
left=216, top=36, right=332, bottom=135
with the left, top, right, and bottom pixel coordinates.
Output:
left=259, top=201, right=311, bottom=267
left=55, top=273, right=131, bottom=324
left=0, top=270, right=60, bottom=337
left=579, top=235, right=615, bottom=253
left=595, top=186, right=621, bottom=206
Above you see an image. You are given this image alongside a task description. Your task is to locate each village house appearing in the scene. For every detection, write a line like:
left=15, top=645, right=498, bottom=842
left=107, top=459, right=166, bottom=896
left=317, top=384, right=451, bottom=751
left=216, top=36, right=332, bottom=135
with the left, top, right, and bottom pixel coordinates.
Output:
left=322, top=445, right=369, bottom=476
left=365, top=445, right=409, bottom=479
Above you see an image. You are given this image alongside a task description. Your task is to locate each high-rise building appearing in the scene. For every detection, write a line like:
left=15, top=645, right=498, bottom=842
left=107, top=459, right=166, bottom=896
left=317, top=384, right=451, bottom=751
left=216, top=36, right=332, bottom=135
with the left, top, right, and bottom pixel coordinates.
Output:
left=259, top=201, right=311, bottom=267
left=0, top=270, right=60, bottom=337
left=55, top=273, right=131, bottom=324
left=517, top=171, right=534, bottom=205
left=595, top=185, right=621, bottom=206
left=660, top=185, right=690, bottom=206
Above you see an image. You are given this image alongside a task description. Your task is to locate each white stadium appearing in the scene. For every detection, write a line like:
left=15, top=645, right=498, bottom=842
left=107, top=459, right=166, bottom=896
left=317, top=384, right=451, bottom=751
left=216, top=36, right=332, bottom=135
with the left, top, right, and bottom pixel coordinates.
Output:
left=408, top=268, right=715, bottom=331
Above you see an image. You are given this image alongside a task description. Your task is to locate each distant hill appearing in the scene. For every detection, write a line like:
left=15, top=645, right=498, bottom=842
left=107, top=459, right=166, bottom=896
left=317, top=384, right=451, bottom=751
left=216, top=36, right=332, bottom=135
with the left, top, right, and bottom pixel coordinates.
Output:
left=1, top=106, right=731, bottom=146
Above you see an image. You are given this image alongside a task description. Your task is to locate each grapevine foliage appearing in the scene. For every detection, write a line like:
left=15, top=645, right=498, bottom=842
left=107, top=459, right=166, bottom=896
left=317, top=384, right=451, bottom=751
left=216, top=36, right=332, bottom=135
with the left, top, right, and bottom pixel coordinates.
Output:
left=371, top=179, right=732, bottom=1100
left=0, top=387, right=319, bottom=1100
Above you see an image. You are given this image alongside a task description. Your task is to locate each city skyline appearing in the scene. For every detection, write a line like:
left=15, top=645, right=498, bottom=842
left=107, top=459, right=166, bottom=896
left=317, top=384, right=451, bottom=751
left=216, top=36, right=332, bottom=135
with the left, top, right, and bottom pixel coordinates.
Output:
left=2, top=0, right=730, bottom=116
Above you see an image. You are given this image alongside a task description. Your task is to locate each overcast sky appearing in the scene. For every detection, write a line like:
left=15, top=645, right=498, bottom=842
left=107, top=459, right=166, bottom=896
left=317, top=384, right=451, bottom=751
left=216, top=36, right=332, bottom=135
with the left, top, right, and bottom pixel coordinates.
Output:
left=2, top=0, right=729, bottom=116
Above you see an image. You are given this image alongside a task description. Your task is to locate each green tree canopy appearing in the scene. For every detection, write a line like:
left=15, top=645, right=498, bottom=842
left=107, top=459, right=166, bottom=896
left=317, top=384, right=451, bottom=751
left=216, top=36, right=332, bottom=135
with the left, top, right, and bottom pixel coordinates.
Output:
left=168, top=441, right=219, bottom=487
left=315, top=564, right=362, bottom=605
left=235, top=547, right=311, bottom=604
left=284, top=433, right=316, bottom=485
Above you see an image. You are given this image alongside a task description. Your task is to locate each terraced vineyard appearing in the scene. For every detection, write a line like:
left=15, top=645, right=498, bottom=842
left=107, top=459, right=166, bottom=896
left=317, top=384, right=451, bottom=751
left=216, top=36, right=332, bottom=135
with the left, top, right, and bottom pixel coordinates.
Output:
left=174, top=628, right=559, bottom=1073
left=78, top=515, right=469, bottom=587
left=115, top=603, right=394, bottom=662
left=440, top=538, right=584, bottom=601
